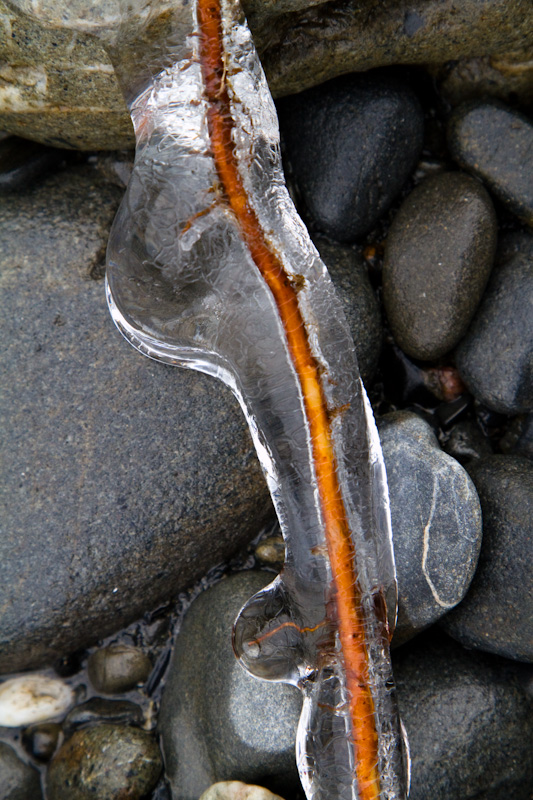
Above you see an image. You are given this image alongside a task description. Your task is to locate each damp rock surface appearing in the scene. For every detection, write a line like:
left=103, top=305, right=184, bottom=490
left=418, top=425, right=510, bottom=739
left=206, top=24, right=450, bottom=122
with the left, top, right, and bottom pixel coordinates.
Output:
left=383, top=171, right=497, bottom=360
left=441, top=456, right=533, bottom=663
left=455, top=231, right=533, bottom=415
left=395, top=632, right=533, bottom=800
left=46, top=724, right=162, bottom=800
left=277, top=70, right=424, bottom=242
left=0, top=165, right=272, bottom=673
left=448, top=100, right=533, bottom=226
left=378, top=411, right=482, bottom=646
left=314, top=238, right=382, bottom=383
left=0, top=742, right=42, bottom=800
left=158, top=571, right=302, bottom=800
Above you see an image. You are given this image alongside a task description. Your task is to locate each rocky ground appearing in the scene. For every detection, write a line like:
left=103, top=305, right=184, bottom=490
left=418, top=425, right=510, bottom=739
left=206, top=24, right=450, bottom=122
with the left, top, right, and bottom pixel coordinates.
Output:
left=0, top=0, right=532, bottom=798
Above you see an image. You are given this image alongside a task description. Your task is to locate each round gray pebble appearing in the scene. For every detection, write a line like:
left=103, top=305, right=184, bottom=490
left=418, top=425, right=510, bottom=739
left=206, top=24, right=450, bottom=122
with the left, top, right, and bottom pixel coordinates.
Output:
left=441, top=455, right=533, bottom=662
left=455, top=231, right=533, bottom=415
left=383, top=171, right=497, bottom=360
left=277, top=70, right=423, bottom=241
left=448, top=100, right=533, bottom=226
left=87, top=644, right=151, bottom=694
left=378, top=411, right=482, bottom=646
left=159, top=571, right=302, bottom=800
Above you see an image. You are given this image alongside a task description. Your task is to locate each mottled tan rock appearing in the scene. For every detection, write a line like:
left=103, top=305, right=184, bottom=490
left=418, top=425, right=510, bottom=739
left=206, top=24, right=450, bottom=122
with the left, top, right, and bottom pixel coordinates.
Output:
left=199, top=782, right=286, bottom=800
left=1, top=0, right=532, bottom=149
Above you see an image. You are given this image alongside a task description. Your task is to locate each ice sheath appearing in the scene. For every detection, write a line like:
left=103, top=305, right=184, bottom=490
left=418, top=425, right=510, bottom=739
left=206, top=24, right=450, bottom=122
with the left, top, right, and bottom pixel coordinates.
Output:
left=9, top=0, right=409, bottom=797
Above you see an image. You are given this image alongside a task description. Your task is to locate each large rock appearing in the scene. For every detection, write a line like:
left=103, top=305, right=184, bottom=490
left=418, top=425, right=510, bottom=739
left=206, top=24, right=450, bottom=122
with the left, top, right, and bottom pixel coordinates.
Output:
left=383, top=171, right=497, bottom=361
left=378, top=411, right=482, bottom=646
left=278, top=70, right=423, bottom=242
left=158, top=571, right=302, bottom=800
left=441, top=456, right=533, bottom=663
left=0, top=164, right=272, bottom=673
left=395, top=631, right=533, bottom=800
left=2, top=0, right=533, bottom=149
left=455, top=232, right=533, bottom=415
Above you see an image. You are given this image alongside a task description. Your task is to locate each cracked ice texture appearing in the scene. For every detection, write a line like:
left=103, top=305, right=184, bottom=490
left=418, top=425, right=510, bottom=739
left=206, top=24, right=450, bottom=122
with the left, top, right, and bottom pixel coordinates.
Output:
left=7, top=0, right=408, bottom=798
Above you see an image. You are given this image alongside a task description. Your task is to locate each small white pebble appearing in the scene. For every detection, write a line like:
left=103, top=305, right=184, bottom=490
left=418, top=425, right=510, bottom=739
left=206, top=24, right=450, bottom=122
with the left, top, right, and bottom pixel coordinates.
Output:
left=0, top=675, right=74, bottom=727
left=199, top=781, right=286, bottom=800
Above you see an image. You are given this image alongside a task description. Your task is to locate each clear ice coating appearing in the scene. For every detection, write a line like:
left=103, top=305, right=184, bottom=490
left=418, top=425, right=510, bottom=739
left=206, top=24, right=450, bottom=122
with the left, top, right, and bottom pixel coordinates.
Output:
left=7, top=0, right=409, bottom=797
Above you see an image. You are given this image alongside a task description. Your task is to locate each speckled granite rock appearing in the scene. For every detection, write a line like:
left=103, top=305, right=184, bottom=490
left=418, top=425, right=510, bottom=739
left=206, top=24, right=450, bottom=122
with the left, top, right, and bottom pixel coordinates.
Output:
left=395, top=631, right=533, bottom=800
left=278, top=71, right=423, bottom=242
left=314, top=238, right=381, bottom=383
left=158, top=571, right=302, bottom=800
left=46, top=725, right=162, bottom=800
left=2, top=0, right=532, bottom=149
left=378, top=411, right=482, bottom=646
left=441, top=456, right=533, bottom=663
left=0, top=164, right=272, bottom=672
left=448, top=101, right=533, bottom=226
left=383, top=172, right=497, bottom=361
left=455, top=232, right=533, bottom=415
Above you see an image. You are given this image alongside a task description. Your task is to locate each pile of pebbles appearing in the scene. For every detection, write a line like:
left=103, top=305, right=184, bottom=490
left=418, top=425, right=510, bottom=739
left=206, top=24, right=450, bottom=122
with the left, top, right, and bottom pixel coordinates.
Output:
left=1, top=5, right=532, bottom=800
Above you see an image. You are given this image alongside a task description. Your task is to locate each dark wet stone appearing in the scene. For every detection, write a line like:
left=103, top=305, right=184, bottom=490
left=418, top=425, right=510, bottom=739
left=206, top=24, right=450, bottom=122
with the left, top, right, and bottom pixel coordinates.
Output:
left=0, top=136, right=64, bottom=192
left=63, top=698, right=144, bottom=738
left=261, top=0, right=533, bottom=97
left=395, top=631, right=533, bottom=800
left=21, top=722, right=61, bottom=762
left=0, top=165, right=272, bottom=672
left=441, top=456, right=533, bottom=662
left=377, top=411, right=482, bottom=646
left=383, top=172, right=497, bottom=361
left=159, top=571, right=302, bottom=800
left=432, top=53, right=533, bottom=113
left=513, top=414, right=533, bottom=459
left=87, top=644, right=151, bottom=694
left=448, top=101, right=533, bottom=226
left=277, top=71, right=424, bottom=242
left=455, top=231, right=533, bottom=415
left=443, top=420, right=493, bottom=466
left=0, top=742, right=42, bottom=800
left=314, top=238, right=382, bottom=382
left=46, top=724, right=162, bottom=800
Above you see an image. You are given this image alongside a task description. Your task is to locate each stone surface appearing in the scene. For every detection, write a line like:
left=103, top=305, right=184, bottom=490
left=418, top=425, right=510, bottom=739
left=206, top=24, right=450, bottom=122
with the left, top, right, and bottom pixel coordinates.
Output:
left=277, top=71, right=424, bottom=242
left=2, top=0, right=532, bottom=149
left=383, top=171, right=497, bottom=361
left=448, top=100, right=533, bottom=226
left=46, top=724, right=162, bottom=800
left=314, top=238, right=382, bottom=383
left=159, top=571, right=302, bottom=800
left=199, top=783, right=285, bottom=800
left=0, top=676, right=74, bottom=728
left=87, top=644, right=151, bottom=694
left=455, top=231, right=533, bottom=415
left=394, top=631, right=533, bottom=800
left=378, top=411, right=482, bottom=646
left=0, top=742, right=42, bottom=800
left=262, top=0, right=533, bottom=97
left=21, top=722, right=61, bottom=762
left=432, top=53, right=533, bottom=113
left=441, top=456, right=533, bottom=663
left=0, top=164, right=272, bottom=673
left=63, top=698, right=144, bottom=737
left=443, top=420, right=493, bottom=466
